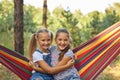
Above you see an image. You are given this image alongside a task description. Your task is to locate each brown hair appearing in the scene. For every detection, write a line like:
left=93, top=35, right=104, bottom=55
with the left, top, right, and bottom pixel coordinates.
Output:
left=28, top=29, right=53, bottom=59
left=58, top=45, right=70, bottom=61
left=55, top=28, right=72, bottom=61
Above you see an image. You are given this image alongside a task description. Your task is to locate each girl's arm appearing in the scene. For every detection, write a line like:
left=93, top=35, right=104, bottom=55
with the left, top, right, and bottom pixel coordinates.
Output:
left=29, top=59, right=74, bottom=74
left=55, top=50, right=76, bottom=67
left=29, top=61, right=46, bottom=73
left=55, top=56, right=73, bottom=67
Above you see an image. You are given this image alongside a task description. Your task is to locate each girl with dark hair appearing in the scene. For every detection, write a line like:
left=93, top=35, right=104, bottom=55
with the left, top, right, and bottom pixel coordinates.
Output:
left=50, top=28, right=81, bottom=80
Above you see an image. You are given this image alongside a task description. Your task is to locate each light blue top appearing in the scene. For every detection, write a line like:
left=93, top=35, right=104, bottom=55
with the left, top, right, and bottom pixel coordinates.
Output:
left=50, top=46, right=80, bottom=80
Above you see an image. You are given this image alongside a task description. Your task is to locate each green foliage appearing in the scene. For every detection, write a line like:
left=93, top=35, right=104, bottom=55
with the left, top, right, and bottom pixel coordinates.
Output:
left=0, top=32, right=14, bottom=50
left=0, top=0, right=14, bottom=32
left=0, top=0, right=120, bottom=51
left=52, top=6, right=64, bottom=17
left=87, top=11, right=103, bottom=38
left=24, top=5, right=37, bottom=33
left=102, top=5, right=120, bottom=29
left=0, top=0, right=120, bottom=49
left=57, top=10, right=81, bottom=47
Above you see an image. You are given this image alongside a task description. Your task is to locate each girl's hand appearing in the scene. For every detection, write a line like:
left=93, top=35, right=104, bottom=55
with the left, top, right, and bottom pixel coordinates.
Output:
left=29, top=61, right=46, bottom=73
left=73, top=54, right=77, bottom=60
left=66, top=59, right=75, bottom=68
left=29, top=61, right=36, bottom=69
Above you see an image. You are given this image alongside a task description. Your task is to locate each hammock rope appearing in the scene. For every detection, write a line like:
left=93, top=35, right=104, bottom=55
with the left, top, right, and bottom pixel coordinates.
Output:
left=0, top=21, right=120, bottom=80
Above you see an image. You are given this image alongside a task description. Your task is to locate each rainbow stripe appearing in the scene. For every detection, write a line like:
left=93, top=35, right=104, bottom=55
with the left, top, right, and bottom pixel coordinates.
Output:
left=0, top=46, right=32, bottom=80
left=73, top=21, right=120, bottom=80
left=0, top=21, right=120, bottom=80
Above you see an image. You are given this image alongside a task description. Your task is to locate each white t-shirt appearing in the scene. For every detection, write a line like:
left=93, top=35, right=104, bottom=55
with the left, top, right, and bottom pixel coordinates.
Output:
left=32, top=50, right=50, bottom=73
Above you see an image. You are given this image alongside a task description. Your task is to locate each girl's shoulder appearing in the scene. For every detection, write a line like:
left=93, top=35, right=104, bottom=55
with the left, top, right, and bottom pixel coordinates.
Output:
left=33, top=50, right=42, bottom=56
left=64, top=49, right=74, bottom=57
left=49, top=46, right=61, bottom=55
left=49, top=45, right=57, bottom=51
left=66, top=49, right=73, bottom=54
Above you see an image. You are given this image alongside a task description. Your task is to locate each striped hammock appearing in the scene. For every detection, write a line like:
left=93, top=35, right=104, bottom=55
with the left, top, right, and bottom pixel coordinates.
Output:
left=0, top=22, right=120, bottom=80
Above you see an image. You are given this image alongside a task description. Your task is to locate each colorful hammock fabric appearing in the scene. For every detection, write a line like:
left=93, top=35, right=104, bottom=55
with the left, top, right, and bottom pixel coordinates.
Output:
left=0, top=21, right=120, bottom=80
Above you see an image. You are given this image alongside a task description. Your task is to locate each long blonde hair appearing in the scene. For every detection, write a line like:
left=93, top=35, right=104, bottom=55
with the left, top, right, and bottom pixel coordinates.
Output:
left=28, top=29, right=53, bottom=59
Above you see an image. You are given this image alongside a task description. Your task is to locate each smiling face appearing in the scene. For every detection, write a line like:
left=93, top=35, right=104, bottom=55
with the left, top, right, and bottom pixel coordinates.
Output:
left=37, top=32, right=52, bottom=52
left=55, top=32, right=70, bottom=51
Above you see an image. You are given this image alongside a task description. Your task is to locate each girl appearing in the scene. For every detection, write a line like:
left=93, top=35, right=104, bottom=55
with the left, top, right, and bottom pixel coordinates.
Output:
left=50, top=28, right=81, bottom=80
left=28, top=29, right=74, bottom=80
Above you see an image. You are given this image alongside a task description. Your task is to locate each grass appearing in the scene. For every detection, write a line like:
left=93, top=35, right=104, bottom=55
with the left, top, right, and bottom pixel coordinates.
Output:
left=96, top=58, right=120, bottom=80
left=0, top=64, right=21, bottom=80
left=0, top=31, right=120, bottom=80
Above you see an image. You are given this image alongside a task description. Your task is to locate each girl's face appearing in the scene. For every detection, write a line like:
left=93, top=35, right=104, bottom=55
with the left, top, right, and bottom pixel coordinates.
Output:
left=55, top=32, right=70, bottom=51
left=37, top=32, right=51, bottom=52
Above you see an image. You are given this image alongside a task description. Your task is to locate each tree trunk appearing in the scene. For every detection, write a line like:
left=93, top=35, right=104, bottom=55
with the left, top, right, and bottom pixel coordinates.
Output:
left=14, top=0, right=24, bottom=55
left=42, top=0, right=47, bottom=28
